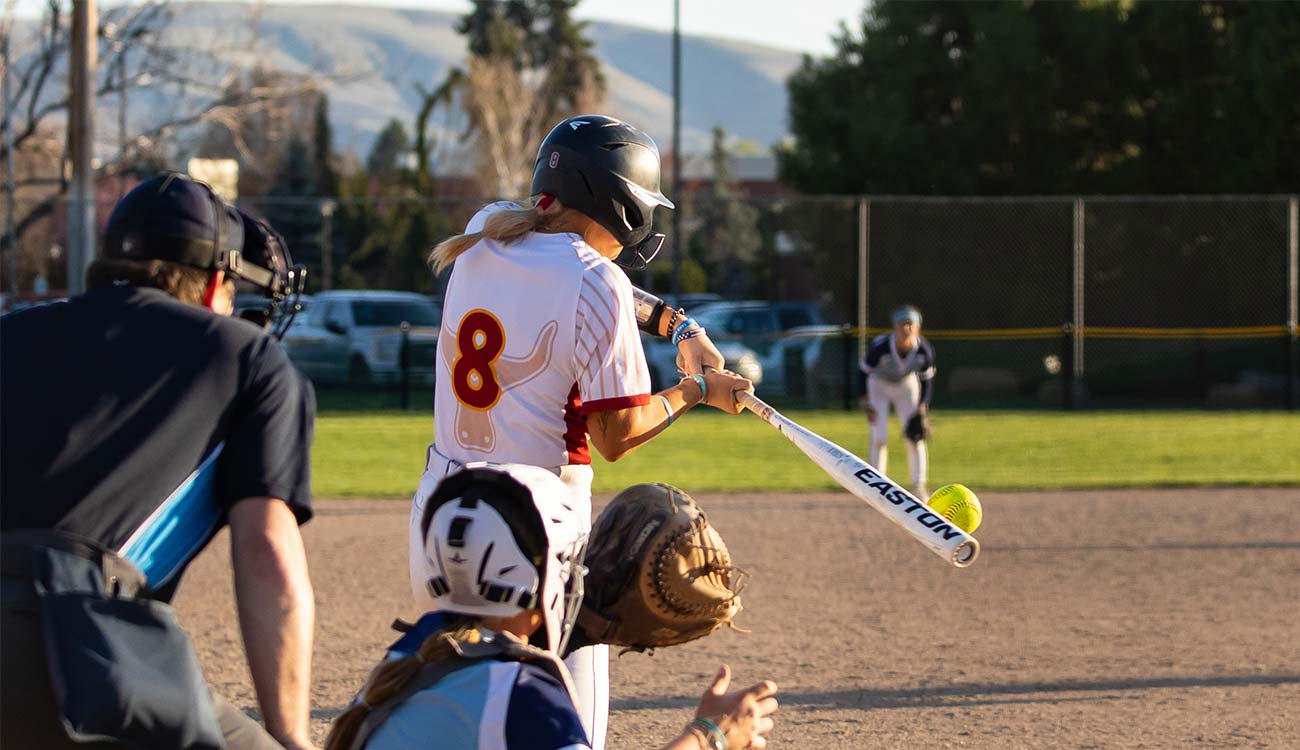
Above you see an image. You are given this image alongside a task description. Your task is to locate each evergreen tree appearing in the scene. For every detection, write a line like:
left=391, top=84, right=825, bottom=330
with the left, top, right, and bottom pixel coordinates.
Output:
left=690, top=126, right=762, bottom=298
left=533, top=1, right=606, bottom=110
left=779, top=0, right=1300, bottom=194
left=366, top=119, right=410, bottom=179
left=264, top=138, right=323, bottom=288
left=312, top=94, right=339, bottom=197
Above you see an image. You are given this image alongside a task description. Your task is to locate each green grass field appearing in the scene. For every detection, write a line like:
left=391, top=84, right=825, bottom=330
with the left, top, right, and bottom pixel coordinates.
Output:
left=313, top=409, right=1300, bottom=498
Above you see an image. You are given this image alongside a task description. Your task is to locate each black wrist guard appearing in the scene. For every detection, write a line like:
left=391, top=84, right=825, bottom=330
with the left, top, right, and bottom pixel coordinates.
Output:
left=631, top=286, right=672, bottom=337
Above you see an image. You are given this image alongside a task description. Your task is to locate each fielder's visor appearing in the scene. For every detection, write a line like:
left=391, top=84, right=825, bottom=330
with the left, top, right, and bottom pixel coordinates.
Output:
left=892, top=308, right=922, bottom=326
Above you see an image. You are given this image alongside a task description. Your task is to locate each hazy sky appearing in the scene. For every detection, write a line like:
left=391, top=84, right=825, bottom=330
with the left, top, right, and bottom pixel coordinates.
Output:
left=8, top=0, right=866, bottom=56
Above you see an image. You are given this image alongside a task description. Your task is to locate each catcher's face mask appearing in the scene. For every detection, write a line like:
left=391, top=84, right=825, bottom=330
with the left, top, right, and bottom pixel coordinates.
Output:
left=235, top=210, right=307, bottom=340
left=553, top=532, right=588, bottom=657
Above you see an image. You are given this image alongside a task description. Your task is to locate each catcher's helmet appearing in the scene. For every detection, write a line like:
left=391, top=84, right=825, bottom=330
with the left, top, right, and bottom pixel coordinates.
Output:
left=235, top=210, right=308, bottom=338
left=415, top=464, right=588, bottom=655
left=530, top=115, right=674, bottom=268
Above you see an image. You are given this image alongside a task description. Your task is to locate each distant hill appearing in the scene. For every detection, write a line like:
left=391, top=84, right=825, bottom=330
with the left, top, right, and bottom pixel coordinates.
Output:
left=156, top=2, right=803, bottom=166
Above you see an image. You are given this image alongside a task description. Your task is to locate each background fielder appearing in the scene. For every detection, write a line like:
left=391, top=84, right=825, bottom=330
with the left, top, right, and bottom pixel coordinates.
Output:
left=861, top=305, right=937, bottom=497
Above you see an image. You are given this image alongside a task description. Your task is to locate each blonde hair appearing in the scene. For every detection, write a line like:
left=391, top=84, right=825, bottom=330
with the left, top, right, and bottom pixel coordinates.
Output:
left=428, top=196, right=589, bottom=274
left=325, top=619, right=480, bottom=750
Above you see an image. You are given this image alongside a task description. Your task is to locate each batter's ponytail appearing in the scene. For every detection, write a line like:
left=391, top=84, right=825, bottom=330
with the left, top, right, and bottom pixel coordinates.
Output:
left=429, top=195, right=569, bottom=274
left=324, top=620, right=479, bottom=750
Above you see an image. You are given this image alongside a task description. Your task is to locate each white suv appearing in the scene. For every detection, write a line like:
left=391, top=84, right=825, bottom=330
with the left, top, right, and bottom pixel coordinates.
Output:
left=281, top=290, right=441, bottom=386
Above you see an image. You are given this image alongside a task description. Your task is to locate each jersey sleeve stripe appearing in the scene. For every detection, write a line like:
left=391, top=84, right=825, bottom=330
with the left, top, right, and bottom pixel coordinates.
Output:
left=579, top=282, right=619, bottom=331
left=579, top=394, right=651, bottom=415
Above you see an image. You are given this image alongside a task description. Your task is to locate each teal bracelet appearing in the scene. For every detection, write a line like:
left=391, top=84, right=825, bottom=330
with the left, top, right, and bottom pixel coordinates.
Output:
left=689, top=373, right=708, bottom=404
left=689, top=717, right=726, bottom=750
left=656, top=394, right=675, bottom=425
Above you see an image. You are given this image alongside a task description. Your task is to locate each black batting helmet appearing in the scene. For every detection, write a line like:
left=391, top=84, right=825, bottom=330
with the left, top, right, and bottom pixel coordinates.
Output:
left=530, top=115, right=674, bottom=267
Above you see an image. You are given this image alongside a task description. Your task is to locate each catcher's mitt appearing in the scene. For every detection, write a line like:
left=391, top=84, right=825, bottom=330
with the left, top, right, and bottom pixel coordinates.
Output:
left=572, top=483, right=744, bottom=654
left=905, top=412, right=931, bottom=442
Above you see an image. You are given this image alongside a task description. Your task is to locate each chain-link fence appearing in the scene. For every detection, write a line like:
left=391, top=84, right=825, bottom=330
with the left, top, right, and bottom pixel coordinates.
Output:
left=3, top=193, right=1297, bottom=410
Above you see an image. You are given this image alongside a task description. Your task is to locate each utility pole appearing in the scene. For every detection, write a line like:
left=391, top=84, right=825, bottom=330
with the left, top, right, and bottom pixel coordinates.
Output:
left=320, top=199, right=336, bottom=291
left=669, top=0, right=682, bottom=297
left=68, top=0, right=97, bottom=295
left=3, top=28, right=18, bottom=298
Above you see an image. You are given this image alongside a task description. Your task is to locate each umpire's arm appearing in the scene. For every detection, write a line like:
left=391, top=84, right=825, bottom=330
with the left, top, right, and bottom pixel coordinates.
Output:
left=221, top=337, right=319, bottom=749
left=230, top=498, right=316, bottom=750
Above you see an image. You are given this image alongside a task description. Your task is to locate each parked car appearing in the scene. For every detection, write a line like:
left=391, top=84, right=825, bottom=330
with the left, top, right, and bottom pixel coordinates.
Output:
left=691, top=300, right=829, bottom=356
left=280, top=290, right=441, bottom=386
left=756, top=325, right=852, bottom=400
left=641, top=334, right=763, bottom=391
left=660, top=292, right=722, bottom=312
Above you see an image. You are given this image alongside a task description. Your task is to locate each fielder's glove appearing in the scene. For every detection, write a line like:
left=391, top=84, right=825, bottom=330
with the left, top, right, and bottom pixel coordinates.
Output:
left=567, top=483, right=745, bottom=656
left=905, top=412, right=931, bottom=442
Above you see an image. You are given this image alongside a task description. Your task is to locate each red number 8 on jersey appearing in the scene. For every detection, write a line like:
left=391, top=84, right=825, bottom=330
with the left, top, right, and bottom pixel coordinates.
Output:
left=451, top=309, right=506, bottom=410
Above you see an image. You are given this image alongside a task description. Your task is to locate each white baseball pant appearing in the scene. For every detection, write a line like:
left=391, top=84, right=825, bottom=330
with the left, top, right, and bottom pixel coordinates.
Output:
left=866, top=374, right=928, bottom=492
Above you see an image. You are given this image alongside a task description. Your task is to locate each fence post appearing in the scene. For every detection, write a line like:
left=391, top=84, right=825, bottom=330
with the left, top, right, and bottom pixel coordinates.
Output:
left=399, top=321, right=411, bottom=411
left=842, top=324, right=854, bottom=411
left=1061, top=323, right=1074, bottom=410
left=857, top=197, right=870, bottom=364
left=1288, top=197, right=1298, bottom=410
left=1072, top=198, right=1086, bottom=408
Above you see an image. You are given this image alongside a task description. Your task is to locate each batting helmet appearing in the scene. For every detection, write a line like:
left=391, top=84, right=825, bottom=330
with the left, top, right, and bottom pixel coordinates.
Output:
left=530, top=115, right=674, bottom=268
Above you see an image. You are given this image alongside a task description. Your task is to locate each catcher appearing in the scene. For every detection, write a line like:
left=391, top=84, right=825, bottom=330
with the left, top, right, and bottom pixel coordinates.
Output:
left=860, top=305, right=936, bottom=498
left=329, top=465, right=773, bottom=750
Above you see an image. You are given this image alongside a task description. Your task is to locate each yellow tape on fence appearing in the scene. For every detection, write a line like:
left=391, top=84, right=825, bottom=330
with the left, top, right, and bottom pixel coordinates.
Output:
left=846, top=325, right=1291, bottom=341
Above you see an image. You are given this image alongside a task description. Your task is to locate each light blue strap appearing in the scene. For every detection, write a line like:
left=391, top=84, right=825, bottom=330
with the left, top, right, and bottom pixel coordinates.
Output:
left=656, top=394, right=675, bottom=425
left=689, top=373, right=708, bottom=404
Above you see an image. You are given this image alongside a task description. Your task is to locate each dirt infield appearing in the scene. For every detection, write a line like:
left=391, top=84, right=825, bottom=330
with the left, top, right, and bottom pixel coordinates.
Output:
left=175, top=488, right=1300, bottom=748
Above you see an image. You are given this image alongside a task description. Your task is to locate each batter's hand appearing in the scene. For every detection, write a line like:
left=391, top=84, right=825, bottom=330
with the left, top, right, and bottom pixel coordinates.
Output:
left=696, top=665, right=779, bottom=750
left=700, top=369, right=753, bottom=414
left=676, top=332, right=727, bottom=376
left=866, top=406, right=878, bottom=424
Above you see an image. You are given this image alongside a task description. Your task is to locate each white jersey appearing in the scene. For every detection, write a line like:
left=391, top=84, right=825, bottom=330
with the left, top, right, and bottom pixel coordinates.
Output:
left=433, top=202, right=652, bottom=470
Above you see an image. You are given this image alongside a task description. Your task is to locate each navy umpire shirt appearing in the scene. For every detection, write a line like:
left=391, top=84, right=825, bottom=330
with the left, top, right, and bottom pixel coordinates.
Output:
left=1, top=286, right=314, bottom=599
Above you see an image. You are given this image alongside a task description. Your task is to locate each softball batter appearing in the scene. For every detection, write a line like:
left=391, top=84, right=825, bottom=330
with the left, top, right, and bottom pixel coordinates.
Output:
left=408, top=114, right=752, bottom=750
left=861, top=305, right=936, bottom=497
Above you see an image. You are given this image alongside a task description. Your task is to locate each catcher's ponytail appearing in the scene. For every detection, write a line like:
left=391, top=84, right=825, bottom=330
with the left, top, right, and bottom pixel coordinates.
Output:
left=324, top=621, right=480, bottom=750
left=428, top=195, right=587, bottom=274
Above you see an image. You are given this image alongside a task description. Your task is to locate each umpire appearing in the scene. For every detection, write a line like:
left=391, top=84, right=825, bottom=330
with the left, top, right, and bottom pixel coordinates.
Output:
left=1, top=174, right=318, bottom=750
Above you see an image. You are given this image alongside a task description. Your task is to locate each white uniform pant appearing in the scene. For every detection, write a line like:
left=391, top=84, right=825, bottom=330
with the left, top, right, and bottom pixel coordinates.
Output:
left=867, top=375, right=928, bottom=491
left=408, top=446, right=609, bottom=750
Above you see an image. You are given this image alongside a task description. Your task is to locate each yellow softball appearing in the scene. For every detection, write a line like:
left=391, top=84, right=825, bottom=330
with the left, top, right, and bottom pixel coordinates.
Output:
left=926, top=484, right=983, bottom=534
